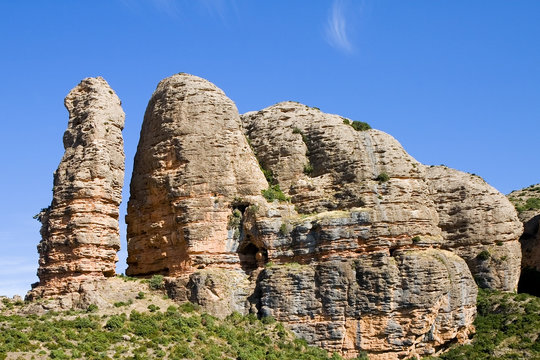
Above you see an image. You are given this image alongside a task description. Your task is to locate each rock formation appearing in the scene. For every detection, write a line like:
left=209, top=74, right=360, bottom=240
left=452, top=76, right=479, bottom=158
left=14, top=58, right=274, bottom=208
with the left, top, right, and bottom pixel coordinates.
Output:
left=30, top=73, right=525, bottom=359
left=507, top=184, right=540, bottom=295
left=28, top=77, right=125, bottom=299
left=426, top=166, right=523, bottom=291
left=125, top=73, right=268, bottom=276
left=127, top=78, right=483, bottom=359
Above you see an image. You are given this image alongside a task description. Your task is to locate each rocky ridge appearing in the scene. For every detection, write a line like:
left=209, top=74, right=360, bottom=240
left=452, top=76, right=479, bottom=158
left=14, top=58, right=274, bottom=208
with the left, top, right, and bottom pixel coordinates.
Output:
left=125, top=75, right=487, bottom=359
left=28, top=77, right=125, bottom=300
left=28, top=73, right=525, bottom=360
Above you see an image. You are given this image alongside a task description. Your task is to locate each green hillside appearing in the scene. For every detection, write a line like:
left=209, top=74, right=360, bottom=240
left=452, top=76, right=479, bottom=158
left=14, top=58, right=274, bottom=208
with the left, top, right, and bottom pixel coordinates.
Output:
left=428, top=289, right=540, bottom=360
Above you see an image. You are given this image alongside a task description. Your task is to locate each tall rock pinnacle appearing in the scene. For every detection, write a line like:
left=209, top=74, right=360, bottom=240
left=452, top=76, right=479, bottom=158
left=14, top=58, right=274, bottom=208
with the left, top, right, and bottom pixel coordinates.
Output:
left=126, top=73, right=268, bottom=276
left=28, top=77, right=125, bottom=298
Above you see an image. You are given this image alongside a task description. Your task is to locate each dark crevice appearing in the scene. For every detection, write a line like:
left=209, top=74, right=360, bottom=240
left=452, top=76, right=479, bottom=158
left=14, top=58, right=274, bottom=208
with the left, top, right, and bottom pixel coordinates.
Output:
left=518, top=267, right=540, bottom=296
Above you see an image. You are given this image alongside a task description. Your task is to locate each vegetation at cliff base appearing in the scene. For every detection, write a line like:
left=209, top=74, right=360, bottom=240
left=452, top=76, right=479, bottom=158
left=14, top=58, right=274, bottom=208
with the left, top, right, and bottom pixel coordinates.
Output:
left=428, top=289, right=540, bottom=360
left=0, top=304, right=367, bottom=360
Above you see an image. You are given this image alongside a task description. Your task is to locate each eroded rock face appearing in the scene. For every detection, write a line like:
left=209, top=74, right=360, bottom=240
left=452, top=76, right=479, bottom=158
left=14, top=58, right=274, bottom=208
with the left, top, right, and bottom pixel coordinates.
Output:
left=508, top=185, right=540, bottom=272
left=259, top=250, right=476, bottom=360
left=426, top=166, right=523, bottom=291
left=90, top=74, right=522, bottom=358
left=28, top=77, right=125, bottom=299
left=241, top=102, right=443, bottom=247
left=125, top=86, right=477, bottom=359
left=125, top=73, right=268, bottom=276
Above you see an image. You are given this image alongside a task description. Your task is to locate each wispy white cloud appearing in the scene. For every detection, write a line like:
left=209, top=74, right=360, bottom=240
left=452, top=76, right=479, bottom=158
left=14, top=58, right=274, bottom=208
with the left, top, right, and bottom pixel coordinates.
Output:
left=152, top=0, right=181, bottom=17
left=119, top=0, right=237, bottom=22
left=199, top=0, right=227, bottom=19
left=325, top=0, right=354, bottom=53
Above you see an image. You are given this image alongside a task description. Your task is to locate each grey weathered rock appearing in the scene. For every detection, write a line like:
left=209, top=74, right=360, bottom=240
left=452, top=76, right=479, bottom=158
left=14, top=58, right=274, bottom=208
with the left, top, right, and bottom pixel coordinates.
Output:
left=259, top=250, right=476, bottom=360
left=426, top=166, right=523, bottom=291
left=28, top=77, right=125, bottom=299
left=241, top=102, right=443, bottom=247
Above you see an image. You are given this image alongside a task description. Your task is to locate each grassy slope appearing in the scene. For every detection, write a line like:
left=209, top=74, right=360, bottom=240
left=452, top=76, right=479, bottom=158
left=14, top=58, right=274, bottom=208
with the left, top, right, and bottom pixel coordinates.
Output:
left=0, top=279, right=369, bottom=360
left=1, top=281, right=538, bottom=360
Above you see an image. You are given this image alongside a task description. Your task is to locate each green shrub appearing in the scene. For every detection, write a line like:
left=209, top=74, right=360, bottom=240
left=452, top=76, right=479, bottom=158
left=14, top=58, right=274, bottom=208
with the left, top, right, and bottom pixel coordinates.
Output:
left=516, top=197, right=540, bottom=213
left=292, top=127, right=302, bottom=134
left=136, top=292, right=145, bottom=300
left=342, top=117, right=371, bottom=131
left=279, top=223, right=292, bottom=236
left=228, top=208, right=242, bottom=229
left=303, top=162, right=313, bottom=176
left=350, top=121, right=371, bottom=131
left=262, top=184, right=290, bottom=202
left=148, top=275, right=164, bottom=290
left=86, top=304, right=98, bottom=313
left=114, top=300, right=132, bottom=307
left=477, top=250, right=491, bottom=261
left=412, top=236, right=421, bottom=243
left=375, top=172, right=390, bottom=183
left=116, top=273, right=139, bottom=282
left=179, top=302, right=199, bottom=313
left=260, top=166, right=274, bottom=184
left=105, top=315, right=126, bottom=330
left=261, top=316, right=276, bottom=325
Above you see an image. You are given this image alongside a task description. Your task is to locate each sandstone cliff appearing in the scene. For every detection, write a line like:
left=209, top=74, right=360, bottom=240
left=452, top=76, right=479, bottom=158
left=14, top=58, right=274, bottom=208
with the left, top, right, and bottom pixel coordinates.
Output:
left=28, top=77, right=125, bottom=299
left=125, top=77, right=484, bottom=359
left=241, top=102, right=522, bottom=292
left=29, top=73, right=525, bottom=359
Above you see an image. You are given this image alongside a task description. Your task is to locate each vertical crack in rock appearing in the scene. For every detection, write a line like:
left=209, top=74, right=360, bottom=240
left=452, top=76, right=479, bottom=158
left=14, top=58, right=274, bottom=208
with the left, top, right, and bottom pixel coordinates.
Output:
left=28, top=77, right=125, bottom=299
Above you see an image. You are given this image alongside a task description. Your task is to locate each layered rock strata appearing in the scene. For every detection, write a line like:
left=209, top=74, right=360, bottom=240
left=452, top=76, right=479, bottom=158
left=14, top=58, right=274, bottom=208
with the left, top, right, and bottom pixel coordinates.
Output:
left=426, top=166, right=523, bottom=291
left=127, top=77, right=480, bottom=359
left=33, top=73, right=521, bottom=358
left=241, top=103, right=522, bottom=292
left=28, top=77, right=125, bottom=299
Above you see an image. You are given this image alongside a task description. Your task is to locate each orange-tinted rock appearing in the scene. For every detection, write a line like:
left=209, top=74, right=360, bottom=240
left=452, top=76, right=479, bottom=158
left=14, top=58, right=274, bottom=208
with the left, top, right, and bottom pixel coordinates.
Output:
left=125, top=74, right=268, bottom=276
left=28, top=77, right=125, bottom=299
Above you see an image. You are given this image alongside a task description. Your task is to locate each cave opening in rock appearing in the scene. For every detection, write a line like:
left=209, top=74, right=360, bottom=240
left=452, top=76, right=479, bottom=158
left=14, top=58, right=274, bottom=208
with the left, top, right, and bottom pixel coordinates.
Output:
left=238, top=238, right=268, bottom=273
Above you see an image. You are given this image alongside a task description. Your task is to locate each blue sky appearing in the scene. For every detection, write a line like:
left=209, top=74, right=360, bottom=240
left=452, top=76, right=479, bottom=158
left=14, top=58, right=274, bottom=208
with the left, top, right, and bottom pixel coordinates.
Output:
left=0, top=1, right=538, bottom=296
